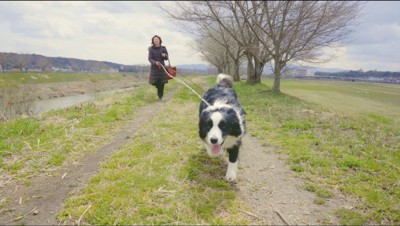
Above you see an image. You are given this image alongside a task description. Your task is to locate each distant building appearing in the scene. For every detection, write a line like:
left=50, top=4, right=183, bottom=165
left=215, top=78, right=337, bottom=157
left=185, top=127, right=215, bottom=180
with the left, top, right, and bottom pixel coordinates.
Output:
left=100, top=68, right=119, bottom=73
left=282, top=67, right=314, bottom=77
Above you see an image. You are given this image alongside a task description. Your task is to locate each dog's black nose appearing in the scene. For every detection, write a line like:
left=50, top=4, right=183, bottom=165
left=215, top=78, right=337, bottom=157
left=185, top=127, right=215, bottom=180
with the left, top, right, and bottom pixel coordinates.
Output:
left=210, top=138, right=218, bottom=144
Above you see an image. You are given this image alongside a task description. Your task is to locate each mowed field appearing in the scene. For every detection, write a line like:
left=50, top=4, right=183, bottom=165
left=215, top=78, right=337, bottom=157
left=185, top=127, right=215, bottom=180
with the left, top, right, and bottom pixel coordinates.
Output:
left=0, top=75, right=399, bottom=224
left=268, top=79, right=400, bottom=127
left=243, top=78, right=399, bottom=224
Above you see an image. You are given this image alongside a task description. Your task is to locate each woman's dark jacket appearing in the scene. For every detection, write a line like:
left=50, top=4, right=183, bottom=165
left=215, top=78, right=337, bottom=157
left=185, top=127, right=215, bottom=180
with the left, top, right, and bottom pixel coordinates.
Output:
left=148, top=45, right=169, bottom=85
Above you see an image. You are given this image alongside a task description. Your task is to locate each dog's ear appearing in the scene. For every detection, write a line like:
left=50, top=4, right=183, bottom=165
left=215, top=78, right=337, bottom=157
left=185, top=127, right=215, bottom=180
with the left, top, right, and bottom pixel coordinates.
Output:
left=226, top=108, right=235, bottom=116
left=225, top=109, right=242, bottom=137
left=199, top=111, right=211, bottom=139
left=200, top=110, right=210, bottom=120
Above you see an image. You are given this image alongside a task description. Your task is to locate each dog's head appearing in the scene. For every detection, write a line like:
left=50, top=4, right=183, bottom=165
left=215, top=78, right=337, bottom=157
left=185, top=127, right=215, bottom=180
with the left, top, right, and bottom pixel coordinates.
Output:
left=199, top=106, right=242, bottom=156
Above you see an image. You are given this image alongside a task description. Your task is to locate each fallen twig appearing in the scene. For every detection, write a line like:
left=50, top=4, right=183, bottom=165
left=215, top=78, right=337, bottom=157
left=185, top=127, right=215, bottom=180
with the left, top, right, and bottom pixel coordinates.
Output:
left=24, top=141, right=32, bottom=150
left=77, top=203, right=92, bottom=226
left=271, top=203, right=290, bottom=225
left=0, top=208, right=16, bottom=214
left=8, top=206, right=37, bottom=223
left=239, top=210, right=264, bottom=221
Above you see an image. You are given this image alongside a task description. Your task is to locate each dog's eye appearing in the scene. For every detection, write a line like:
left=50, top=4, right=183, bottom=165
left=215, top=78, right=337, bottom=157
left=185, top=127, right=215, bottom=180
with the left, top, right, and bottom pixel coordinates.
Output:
left=207, top=120, right=213, bottom=129
left=219, top=121, right=226, bottom=130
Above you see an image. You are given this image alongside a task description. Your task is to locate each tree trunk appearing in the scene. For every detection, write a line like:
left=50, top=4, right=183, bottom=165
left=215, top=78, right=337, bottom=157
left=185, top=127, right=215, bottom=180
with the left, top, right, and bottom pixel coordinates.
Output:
left=232, top=58, right=240, bottom=81
left=272, top=60, right=282, bottom=93
left=223, top=63, right=231, bottom=75
left=246, top=53, right=264, bottom=84
left=246, top=54, right=256, bottom=84
left=254, top=59, right=263, bottom=83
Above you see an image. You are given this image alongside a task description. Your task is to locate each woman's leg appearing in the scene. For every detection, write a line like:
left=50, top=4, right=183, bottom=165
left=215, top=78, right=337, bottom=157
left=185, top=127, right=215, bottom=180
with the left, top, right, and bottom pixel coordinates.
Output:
left=157, top=82, right=165, bottom=100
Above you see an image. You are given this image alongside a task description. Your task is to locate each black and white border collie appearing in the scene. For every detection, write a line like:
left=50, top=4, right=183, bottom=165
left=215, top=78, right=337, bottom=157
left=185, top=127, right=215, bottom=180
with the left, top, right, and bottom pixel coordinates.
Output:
left=198, top=74, right=246, bottom=181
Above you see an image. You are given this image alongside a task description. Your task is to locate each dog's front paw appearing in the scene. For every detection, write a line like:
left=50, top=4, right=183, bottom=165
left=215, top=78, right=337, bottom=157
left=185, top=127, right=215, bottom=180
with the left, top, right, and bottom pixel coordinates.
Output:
left=224, top=173, right=237, bottom=182
left=225, top=161, right=238, bottom=181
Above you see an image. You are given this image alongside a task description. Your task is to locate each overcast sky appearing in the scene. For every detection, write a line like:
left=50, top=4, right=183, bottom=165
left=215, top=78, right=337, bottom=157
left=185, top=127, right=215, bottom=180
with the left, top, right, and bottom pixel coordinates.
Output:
left=0, top=1, right=399, bottom=72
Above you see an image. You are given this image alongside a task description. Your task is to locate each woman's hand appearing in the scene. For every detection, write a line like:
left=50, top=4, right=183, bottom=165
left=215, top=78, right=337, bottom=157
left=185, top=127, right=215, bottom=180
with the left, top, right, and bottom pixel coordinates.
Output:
left=155, top=61, right=161, bottom=69
left=161, top=53, right=166, bottom=57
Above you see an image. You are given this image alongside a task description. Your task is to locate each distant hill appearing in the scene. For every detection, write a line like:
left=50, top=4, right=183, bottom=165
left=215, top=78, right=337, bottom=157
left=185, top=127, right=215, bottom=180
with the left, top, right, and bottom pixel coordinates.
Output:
left=307, top=66, right=347, bottom=73
left=0, top=52, right=215, bottom=74
left=0, top=52, right=349, bottom=74
left=0, top=52, right=126, bottom=72
left=176, top=64, right=209, bottom=70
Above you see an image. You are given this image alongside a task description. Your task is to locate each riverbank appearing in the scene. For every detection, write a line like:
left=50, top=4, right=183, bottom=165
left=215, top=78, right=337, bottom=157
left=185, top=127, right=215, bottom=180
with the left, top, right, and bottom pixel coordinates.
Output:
left=23, top=75, right=148, bottom=100
left=0, top=73, right=149, bottom=120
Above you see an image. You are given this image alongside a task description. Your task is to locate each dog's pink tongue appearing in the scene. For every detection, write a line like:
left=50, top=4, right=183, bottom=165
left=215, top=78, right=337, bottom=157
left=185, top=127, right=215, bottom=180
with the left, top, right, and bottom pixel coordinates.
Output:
left=212, top=145, right=221, bottom=154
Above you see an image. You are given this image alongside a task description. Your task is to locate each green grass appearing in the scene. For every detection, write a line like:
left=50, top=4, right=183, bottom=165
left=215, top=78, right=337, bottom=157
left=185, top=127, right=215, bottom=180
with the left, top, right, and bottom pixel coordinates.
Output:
left=271, top=79, right=400, bottom=127
left=236, top=79, right=400, bottom=224
left=1, top=75, right=399, bottom=224
left=0, top=72, right=142, bottom=85
left=0, top=81, right=169, bottom=183
left=58, top=78, right=256, bottom=225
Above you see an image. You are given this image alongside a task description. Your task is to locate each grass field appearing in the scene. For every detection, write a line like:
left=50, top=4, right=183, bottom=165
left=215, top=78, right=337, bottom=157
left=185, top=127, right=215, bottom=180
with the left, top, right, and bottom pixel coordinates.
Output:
left=59, top=80, right=254, bottom=224
left=268, top=79, right=400, bottom=127
left=0, top=75, right=399, bottom=224
left=0, top=72, right=142, bottom=85
left=242, top=78, right=400, bottom=224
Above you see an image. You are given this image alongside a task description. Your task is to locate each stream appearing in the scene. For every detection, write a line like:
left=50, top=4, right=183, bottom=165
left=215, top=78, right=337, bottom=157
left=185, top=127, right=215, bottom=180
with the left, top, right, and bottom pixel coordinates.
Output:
left=34, top=87, right=136, bottom=114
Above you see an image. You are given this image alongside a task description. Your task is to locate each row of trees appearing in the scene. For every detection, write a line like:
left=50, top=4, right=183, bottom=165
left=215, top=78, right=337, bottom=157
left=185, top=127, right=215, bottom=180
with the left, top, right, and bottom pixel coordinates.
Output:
left=316, top=70, right=400, bottom=78
left=161, top=1, right=363, bottom=92
left=0, top=52, right=220, bottom=75
left=0, top=52, right=123, bottom=73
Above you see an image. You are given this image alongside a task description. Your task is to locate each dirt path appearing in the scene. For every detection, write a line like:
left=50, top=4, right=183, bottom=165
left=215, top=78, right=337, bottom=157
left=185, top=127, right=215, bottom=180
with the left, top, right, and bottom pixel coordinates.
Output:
left=0, top=88, right=180, bottom=225
left=238, top=135, right=353, bottom=225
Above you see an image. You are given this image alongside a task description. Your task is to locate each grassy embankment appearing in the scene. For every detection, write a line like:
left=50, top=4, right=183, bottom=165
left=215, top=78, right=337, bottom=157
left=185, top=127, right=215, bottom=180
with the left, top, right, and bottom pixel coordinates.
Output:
left=0, top=72, right=146, bottom=120
left=0, top=72, right=141, bottom=85
left=0, top=74, right=169, bottom=183
left=58, top=77, right=256, bottom=225
left=59, top=77, right=400, bottom=224
left=0, top=75, right=258, bottom=224
left=1, top=75, right=399, bottom=224
left=244, top=78, right=399, bottom=224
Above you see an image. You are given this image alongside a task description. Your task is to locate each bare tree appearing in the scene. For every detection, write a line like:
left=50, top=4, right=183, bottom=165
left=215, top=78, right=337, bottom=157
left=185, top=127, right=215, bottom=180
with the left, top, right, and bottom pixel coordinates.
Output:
left=204, top=1, right=273, bottom=84
left=237, top=1, right=364, bottom=92
left=189, top=21, right=245, bottom=80
left=13, top=53, right=32, bottom=72
left=160, top=1, right=272, bottom=83
left=159, top=3, right=232, bottom=75
left=36, top=56, right=51, bottom=72
left=197, top=19, right=246, bottom=81
left=0, top=52, right=8, bottom=73
left=210, top=24, right=246, bottom=81
left=191, top=36, right=227, bottom=74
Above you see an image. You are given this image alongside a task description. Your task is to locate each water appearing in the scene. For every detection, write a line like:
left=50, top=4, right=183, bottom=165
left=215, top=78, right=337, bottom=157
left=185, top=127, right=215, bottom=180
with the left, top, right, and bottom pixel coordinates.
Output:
left=34, top=87, right=135, bottom=114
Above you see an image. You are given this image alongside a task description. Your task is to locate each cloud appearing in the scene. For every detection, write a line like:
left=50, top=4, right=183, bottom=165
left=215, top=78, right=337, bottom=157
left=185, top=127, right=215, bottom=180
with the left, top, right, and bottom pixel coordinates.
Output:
left=91, top=2, right=137, bottom=14
left=0, top=1, right=203, bottom=65
left=359, top=2, right=400, bottom=25
left=0, top=1, right=399, bottom=71
left=315, top=1, right=400, bottom=71
left=351, top=3, right=400, bottom=63
left=0, top=2, right=81, bottom=39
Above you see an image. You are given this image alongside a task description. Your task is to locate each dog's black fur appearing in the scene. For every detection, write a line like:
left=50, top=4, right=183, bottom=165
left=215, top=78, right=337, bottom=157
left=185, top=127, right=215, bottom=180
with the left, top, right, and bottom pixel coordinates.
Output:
left=198, top=74, right=246, bottom=181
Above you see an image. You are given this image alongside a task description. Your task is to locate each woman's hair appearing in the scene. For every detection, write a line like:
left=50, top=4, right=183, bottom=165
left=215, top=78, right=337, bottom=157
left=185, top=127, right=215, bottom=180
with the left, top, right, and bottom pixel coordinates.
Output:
left=151, top=35, right=162, bottom=45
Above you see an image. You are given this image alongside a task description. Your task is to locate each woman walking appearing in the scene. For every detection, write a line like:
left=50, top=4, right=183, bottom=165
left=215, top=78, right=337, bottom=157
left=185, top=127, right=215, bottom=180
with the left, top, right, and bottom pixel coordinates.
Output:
left=148, top=35, right=169, bottom=101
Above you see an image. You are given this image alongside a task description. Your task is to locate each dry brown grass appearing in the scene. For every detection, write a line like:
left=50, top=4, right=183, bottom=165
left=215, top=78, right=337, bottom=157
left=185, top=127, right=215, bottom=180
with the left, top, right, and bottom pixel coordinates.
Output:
left=0, top=85, right=37, bottom=121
